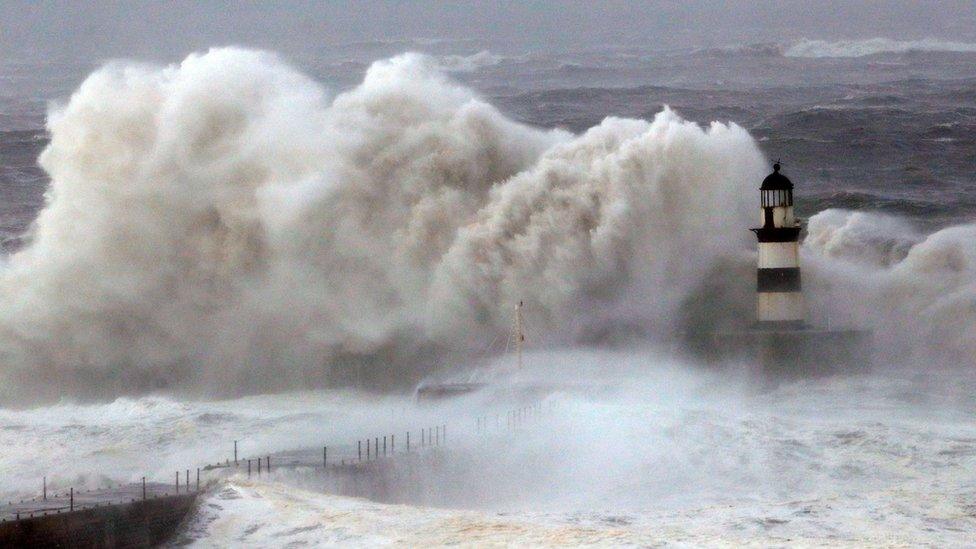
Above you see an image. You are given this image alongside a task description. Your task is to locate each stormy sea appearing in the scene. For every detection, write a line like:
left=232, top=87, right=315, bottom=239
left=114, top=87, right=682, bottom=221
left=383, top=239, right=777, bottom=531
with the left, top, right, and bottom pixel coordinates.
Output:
left=1, top=38, right=975, bottom=546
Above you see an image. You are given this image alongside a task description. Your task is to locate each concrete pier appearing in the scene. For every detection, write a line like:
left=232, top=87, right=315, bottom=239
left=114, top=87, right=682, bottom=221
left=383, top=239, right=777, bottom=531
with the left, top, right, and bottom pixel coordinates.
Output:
left=711, top=327, right=873, bottom=377
left=0, top=494, right=196, bottom=548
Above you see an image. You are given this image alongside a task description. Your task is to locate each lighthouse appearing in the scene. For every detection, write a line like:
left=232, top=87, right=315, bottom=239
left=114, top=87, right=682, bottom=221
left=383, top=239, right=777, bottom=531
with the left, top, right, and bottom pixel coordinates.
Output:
left=751, top=162, right=804, bottom=328
left=707, top=159, right=871, bottom=378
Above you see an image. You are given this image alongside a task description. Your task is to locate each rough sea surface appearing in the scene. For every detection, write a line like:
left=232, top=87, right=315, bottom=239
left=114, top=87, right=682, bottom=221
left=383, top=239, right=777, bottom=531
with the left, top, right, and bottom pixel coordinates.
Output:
left=2, top=39, right=976, bottom=546
left=1, top=360, right=974, bottom=547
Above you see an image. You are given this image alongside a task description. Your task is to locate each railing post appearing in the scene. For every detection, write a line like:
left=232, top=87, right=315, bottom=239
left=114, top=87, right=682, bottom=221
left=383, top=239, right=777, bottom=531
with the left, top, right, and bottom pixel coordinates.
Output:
left=142, top=477, right=146, bottom=501
left=69, top=487, right=73, bottom=511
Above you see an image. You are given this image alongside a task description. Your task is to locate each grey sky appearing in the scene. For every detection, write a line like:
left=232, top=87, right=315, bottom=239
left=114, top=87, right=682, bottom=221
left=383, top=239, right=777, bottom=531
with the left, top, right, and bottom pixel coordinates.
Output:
left=2, top=1, right=975, bottom=63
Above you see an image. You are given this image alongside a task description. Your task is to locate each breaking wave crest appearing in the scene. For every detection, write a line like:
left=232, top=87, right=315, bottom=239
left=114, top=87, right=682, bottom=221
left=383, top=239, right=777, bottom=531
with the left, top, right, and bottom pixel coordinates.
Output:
left=0, top=48, right=765, bottom=403
left=785, top=38, right=976, bottom=58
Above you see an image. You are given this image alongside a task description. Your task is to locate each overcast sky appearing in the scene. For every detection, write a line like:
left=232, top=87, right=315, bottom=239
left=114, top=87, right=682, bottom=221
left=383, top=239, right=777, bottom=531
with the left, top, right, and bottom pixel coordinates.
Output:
left=2, top=1, right=975, bottom=63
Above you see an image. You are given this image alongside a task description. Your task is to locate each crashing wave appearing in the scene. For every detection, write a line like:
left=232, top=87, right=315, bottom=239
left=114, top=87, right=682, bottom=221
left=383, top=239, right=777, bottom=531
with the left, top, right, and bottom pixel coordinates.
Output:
left=0, top=48, right=765, bottom=402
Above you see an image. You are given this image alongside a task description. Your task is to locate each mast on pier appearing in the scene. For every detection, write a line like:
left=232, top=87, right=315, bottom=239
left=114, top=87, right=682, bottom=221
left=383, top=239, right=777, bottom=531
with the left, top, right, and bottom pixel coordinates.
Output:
left=513, top=301, right=524, bottom=369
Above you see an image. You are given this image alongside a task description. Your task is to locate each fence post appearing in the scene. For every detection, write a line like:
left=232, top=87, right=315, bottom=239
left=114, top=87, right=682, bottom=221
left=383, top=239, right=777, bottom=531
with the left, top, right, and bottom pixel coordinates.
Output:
left=258, top=457, right=262, bottom=475
left=186, top=470, right=190, bottom=493
left=43, top=476, right=46, bottom=501
left=176, top=471, right=180, bottom=494
left=142, top=477, right=146, bottom=501
left=247, top=459, right=251, bottom=477
left=406, top=431, right=410, bottom=452
left=234, top=440, right=238, bottom=465
left=358, top=440, right=362, bottom=461
left=375, top=437, right=379, bottom=459
left=324, top=446, right=327, bottom=468
left=69, top=487, right=73, bottom=512
left=367, top=438, right=371, bottom=460
left=391, top=434, right=395, bottom=453
left=267, top=456, right=271, bottom=473
left=383, top=436, right=387, bottom=456
left=197, top=468, right=200, bottom=491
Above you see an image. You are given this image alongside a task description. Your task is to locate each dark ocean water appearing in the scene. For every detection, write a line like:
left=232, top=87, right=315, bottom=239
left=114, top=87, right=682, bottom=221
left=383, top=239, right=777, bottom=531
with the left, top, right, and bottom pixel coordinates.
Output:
left=2, top=42, right=975, bottom=252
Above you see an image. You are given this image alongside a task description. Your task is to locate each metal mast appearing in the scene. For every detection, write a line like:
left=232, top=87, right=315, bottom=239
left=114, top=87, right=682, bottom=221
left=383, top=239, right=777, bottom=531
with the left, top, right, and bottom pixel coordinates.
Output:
left=515, top=301, right=524, bottom=369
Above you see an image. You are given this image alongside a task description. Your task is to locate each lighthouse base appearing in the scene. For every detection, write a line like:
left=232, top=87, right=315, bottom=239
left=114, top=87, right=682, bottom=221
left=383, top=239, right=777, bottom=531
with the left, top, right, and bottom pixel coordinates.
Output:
left=708, top=327, right=873, bottom=378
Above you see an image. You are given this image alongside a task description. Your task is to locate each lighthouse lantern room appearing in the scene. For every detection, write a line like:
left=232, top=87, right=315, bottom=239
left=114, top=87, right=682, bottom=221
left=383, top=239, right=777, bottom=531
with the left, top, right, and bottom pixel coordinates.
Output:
left=751, top=162, right=804, bottom=328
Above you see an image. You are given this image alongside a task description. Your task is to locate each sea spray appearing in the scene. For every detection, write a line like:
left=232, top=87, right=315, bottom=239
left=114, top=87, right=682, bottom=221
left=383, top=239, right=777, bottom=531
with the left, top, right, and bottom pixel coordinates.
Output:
left=0, top=48, right=766, bottom=403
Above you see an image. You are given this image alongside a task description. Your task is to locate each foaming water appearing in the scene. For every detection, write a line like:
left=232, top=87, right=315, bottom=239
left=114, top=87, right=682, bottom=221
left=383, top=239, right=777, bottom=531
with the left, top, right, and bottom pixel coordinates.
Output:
left=2, top=350, right=974, bottom=545
left=0, top=389, right=434, bottom=501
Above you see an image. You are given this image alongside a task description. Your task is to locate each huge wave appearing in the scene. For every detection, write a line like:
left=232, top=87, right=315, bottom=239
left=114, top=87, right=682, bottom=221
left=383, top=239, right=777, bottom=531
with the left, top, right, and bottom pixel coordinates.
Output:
left=0, top=48, right=765, bottom=403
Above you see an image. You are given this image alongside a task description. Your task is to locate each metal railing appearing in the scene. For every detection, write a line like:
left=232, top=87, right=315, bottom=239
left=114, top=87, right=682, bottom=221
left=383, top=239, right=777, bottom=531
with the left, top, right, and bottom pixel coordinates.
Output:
left=1, top=400, right=555, bottom=523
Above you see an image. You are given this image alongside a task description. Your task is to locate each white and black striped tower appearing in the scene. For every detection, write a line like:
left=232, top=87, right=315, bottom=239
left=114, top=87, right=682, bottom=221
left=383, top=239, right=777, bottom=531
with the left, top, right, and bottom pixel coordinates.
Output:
left=751, top=161, right=804, bottom=329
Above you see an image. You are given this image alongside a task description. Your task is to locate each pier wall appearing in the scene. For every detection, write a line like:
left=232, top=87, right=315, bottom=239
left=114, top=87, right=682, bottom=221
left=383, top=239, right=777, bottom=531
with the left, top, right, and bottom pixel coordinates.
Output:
left=0, top=494, right=195, bottom=548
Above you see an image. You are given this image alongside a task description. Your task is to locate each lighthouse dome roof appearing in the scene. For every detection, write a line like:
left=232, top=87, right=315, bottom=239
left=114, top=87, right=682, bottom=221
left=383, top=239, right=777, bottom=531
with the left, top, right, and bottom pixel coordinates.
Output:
left=761, top=162, right=793, bottom=190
